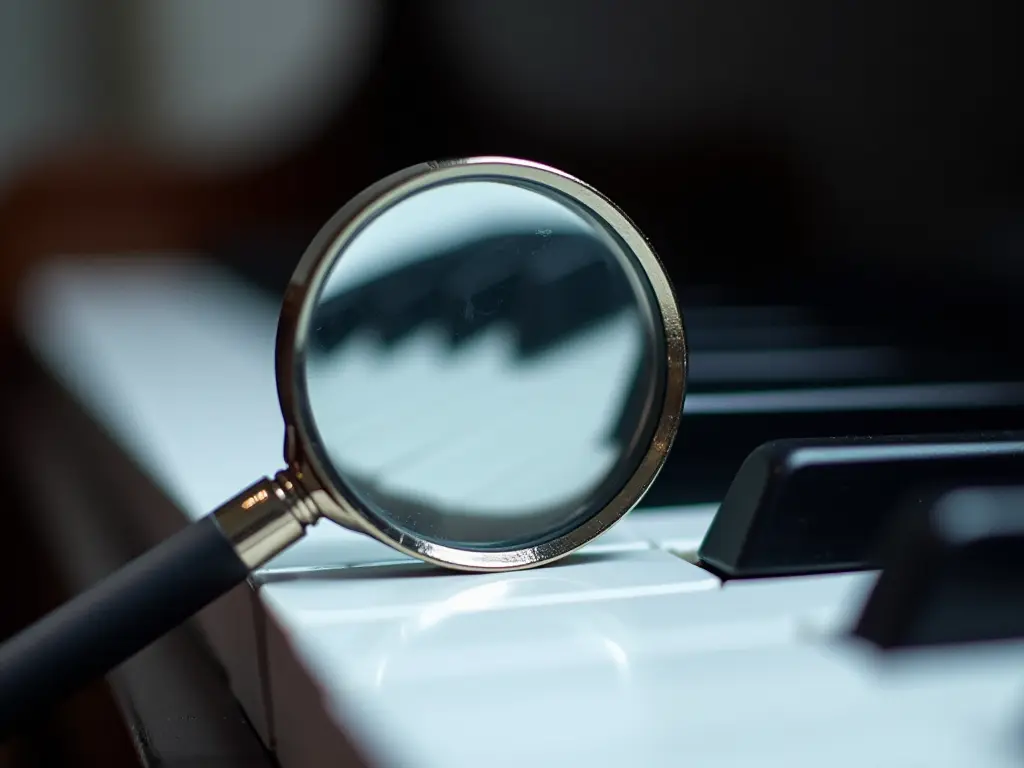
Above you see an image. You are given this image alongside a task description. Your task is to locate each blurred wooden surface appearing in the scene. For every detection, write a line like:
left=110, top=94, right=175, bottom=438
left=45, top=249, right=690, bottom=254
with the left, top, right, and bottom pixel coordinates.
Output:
left=0, top=149, right=286, bottom=325
left=0, top=101, right=381, bottom=335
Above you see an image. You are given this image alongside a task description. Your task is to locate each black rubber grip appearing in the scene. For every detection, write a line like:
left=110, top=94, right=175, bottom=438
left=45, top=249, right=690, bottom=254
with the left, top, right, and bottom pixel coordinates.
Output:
left=0, top=514, right=249, bottom=736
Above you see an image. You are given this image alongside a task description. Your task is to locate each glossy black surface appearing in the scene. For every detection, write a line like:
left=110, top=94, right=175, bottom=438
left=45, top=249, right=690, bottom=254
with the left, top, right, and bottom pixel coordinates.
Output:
left=852, top=486, right=1024, bottom=649
left=651, top=389, right=1024, bottom=506
left=697, top=432, right=1024, bottom=578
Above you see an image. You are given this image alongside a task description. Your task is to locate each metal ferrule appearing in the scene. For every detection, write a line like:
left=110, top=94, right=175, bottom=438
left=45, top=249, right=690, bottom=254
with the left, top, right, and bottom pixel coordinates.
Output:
left=212, top=470, right=321, bottom=569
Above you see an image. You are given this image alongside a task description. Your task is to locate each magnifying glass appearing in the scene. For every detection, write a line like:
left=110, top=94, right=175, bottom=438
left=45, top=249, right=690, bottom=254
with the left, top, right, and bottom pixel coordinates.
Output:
left=0, top=157, right=686, bottom=732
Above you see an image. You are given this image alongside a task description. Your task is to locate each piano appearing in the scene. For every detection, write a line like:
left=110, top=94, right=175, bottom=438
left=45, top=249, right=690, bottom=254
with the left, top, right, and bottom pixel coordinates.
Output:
left=7, top=251, right=1024, bottom=767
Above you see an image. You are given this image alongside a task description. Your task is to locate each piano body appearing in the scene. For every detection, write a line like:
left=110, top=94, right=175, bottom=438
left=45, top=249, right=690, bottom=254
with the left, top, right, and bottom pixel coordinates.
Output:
left=7, top=248, right=1024, bottom=767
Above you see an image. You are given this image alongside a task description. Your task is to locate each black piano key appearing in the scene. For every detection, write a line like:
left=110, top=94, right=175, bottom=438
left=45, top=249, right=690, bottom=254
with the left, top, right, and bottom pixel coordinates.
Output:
left=365, top=258, right=453, bottom=343
left=695, top=431, right=1024, bottom=579
left=852, top=486, right=1024, bottom=649
left=439, top=237, right=526, bottom=346
left=683, top=304, right=815, bottom=331
left=310, top=301, right=357, bottom=350
left=311, top=232, right=643, bottom=354
left=515, top=238, right=630, bottom=355
left=680, top=297, right=886, bottom=351
left=641, top=383, right=1024, bottom=507
left=687, top=345, right=908, bottom=389
left=309, top=256, right=452, bottom=349
left=685, top=333, right=1015, bottom=393
left=686, top=322, right=831, bottom=350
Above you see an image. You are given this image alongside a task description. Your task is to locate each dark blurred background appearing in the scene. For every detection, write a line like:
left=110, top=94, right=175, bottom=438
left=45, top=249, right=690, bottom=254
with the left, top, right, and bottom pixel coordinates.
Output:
left=1, top=1, right=1024, bottom=764
left=3, top=1, right=1024, bottom=309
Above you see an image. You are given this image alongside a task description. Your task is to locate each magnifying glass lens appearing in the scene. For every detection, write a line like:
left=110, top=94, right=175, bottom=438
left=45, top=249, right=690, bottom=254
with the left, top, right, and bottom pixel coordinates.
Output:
left=302, top=179, right=665, bottom=551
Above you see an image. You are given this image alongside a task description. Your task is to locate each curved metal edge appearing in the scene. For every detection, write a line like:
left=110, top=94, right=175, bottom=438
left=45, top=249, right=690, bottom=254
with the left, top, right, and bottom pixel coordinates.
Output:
left=274, top=156, right=687, bottom=572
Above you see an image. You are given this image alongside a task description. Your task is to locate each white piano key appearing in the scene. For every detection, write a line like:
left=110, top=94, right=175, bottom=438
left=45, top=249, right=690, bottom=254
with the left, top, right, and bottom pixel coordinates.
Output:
left=618, top=503, right=719, bottom=552
left=450, top=439, right=617, bottom=513
left=305, top=638, right=1024, bottom=768
left=311, top=327, right=515, bottom=449
left=369, top=429, right=613, bottom=515
left=261, top=549, right=718, bottom=626
left=798, top=569, right=880, bottom=636
left=19, top=257, right=285, bottom=519
left=578, top=519, right=651, bottom=553
left=265, top=570, right=870, bottom=696
left=305, top=329, right=444, bottom=442
left=663, top=642, right=1024, bottom=768
left=311, top=311, right=643, bottom=513
left=259, top=521, right=415, bottom=572
left=718, top=571, right=878, bottom=640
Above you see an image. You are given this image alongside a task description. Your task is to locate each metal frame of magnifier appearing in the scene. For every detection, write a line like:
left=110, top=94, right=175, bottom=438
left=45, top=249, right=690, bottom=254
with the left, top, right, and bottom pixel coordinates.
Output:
left=0, top=156, right=686, bottom=734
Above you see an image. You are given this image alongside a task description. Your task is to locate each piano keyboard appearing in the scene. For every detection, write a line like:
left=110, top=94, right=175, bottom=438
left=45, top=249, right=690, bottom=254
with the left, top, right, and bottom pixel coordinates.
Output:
left=307, top=314, right=640, bottom=516
left=14, top=255, right=1024, bottom=768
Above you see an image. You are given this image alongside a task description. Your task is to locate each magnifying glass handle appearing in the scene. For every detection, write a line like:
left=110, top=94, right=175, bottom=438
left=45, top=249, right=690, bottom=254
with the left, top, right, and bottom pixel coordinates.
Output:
left=0, top=476, right=313, bottom=737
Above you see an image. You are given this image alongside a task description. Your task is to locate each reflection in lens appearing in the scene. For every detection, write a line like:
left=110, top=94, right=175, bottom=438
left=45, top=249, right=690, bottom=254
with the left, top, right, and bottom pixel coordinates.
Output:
left=302, top=179, right=663, bottom=551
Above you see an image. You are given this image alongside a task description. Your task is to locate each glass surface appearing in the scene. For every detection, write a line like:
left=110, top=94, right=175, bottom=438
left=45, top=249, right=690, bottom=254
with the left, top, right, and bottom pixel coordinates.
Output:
left=302, top=178, right=663, bottom=551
